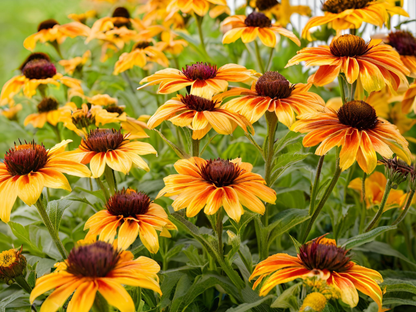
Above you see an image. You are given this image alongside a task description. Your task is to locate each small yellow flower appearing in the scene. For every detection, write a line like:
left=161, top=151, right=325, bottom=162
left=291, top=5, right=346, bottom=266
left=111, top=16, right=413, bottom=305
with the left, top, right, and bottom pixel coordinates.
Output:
left=58, top=50, right=91, bottom=75
left=300, top=292, right=327, bottom=312
left=24, top=97, right=60, bottom=128
left=0, top=247, right=26, bottom=284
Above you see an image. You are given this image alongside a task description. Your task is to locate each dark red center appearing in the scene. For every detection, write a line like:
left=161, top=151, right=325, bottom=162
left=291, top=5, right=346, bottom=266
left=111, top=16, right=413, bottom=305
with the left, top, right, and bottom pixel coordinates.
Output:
left=106, top=188, right=151, bottom=218
left=4, top=141, right=49, bottom=176
left=199, top=159, right=242, bottom=187
left=182, top=63, right=217, bottom=81
left=81, top=129, right=125, bottom=153
left=22, top=59, right=56, bottom=80
left=244, top=12, right=272, bottom=28
left=181, top=94, right=217, bottom=111
left=37, top=97, right=59, bottom=113
left=338, top=100, right=378, bottom=130
left=105, top=105, right=125, bottom=116
left=255, top=71, right=293, bottom=99
left=387, top=31, right=416, bottom=56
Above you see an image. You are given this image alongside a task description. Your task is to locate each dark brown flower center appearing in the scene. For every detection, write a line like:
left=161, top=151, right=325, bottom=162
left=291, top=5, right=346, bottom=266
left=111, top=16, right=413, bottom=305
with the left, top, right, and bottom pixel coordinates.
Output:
left=112, top=7, right=130, bottom=18
left=71, top=108, right=96, bottom=130
left=322, top=0, right=371, bottom=14
left=22, top=59, right=56, bottom=80
left=182, top=63, right=218, bottom=81
left=112, top=7, right=131, bottom=28
left=299, top=236, right=352, bottom=272
left=105, top=105, right=125, bottom=115
left=19, top=53, right=51, bottom=71
left=255, top=71, right=293, bottom=99
left=329, top=35, right=370, bottom=57
left=256, top=0, right=279, bottom=11
left=181, top=95, right=217, bottom=112
left=106, top=188, right=151, bottom=218
left=134, top=41, right=151, bottom=50
left=338, top=100, right=378, bottom=130
left=4, top=141, right=49, bottom=176
left=37, top=97, right=59, bottom=113
left=387, top=31, right=416, bottom=56
left=244, top=12, right=272, bottom=28
left=199, top=158, right=242, bottom=187
left=66, top=241, right=119, bottom=278
left=81, top=129, right=125, bottom=153
left=37, top=19, right=59, bottom=31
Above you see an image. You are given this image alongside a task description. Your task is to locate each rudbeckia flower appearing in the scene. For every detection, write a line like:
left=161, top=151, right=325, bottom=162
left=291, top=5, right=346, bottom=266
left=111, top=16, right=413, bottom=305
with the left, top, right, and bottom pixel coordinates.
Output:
left=157, top=157, right=276, bottom=222
left=250, top=235, right=384, bottom=311
left=401, top=81, right=416, bottom=113
left=86, top=94, right=118, bottom=106
left=0, top=140, right=91, bottom=223
left=113, top=41, right=169, bottom=75
left=68, top=10, right=97, bottom=24
left=287, top=34, right=410, bottom=93
left=166, top=0, right=227, bottom=17
left=349, top=171, right=407, bottom=210
left=0, top=247, right=27, bottom=284
left=30, top=241, right=161, bottom=312
left=222, top=12, right=300, bottom=48
left=24, top=97, right=60, bottom=128
left=385, top=30, right=416, bottom=77
left=263, top=0, right=311, bottom=28
left=138, top=62, right=253, bottom=94
left=291, top=100, right=411, bottom=173
left=58, top=50, right=91, bottom=75
left=71, top=129, right=157, bottom=178
left=147, top=93, right=254, bottom=139
left=301, top=0, right=408, bottom=38
left=209, top=4, right=231, bottom=19
left=23, top=19, right=90, bottom=51
left=1, top=104, right=22, bottom=121
left=85, top=188, right=176, bottom=252
left=221, top=71, right=325, bottom=127
left=0, top=53, right=83, bottom=101
left=157, top=31, right=188, bottom=56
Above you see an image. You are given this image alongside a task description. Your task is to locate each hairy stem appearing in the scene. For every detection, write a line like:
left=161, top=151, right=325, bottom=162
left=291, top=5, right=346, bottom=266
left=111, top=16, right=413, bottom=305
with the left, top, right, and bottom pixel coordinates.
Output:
left=14, top=275, right=32, bottom=293
left=309, top=156, right=325, bottom=215
left=392, top=189, right=415, bottom=226
left=254, top=40, right=265, bottom=73
left=359, top=172, right=367, bottom=233
left=192, top=139, right=200, bottom=157
left=365, top=179, right=392, bottom=232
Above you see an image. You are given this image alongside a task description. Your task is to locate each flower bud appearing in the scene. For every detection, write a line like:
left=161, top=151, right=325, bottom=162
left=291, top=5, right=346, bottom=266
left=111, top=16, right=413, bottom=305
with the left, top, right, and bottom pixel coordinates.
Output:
left=300, top=292, right=327, bottom=312
left=379, top=157, right=413, bottom=188
left=0, top=247, right=27, bottom=284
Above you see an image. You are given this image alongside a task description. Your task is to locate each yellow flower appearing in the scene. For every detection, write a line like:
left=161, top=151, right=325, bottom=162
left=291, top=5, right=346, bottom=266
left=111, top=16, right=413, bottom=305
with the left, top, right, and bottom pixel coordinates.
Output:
left=268, top=0, right=311, bottom=27
left=0, top=247, right=26, bottom=284
left=157, top=31, right=188, bottom=56
left=121, top=116, right=150, bottom=139
left=209, top=4, right=231, bottom=19
left=85, top=188, right=176, bottom=252
left=24, top=97, right=60, bottom=128
left=385, top=30, right=416, bottom=78
left=30, top=241, right=161, bottom=312
left=300, top=292, right=327, bottom=312
left=58, top=50, right=91, bottom=75
left=390, top=102, right=416, bottom=135
left=68, top=10, right=97, bottom=24
left=86, top=94, right=118, bottom=106
left=166, top=0, right=227, bottom=17
left=0, top=140, right=91, bottom=223
left=1, top=104, right=22, bottom=121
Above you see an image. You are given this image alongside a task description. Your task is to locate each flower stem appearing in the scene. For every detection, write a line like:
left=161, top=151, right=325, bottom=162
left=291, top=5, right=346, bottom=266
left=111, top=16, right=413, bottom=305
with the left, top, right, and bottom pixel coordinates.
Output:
left=265, top=47, right=274, bottom=72
left=195, top=14, right=207, bottom=55
left=392, top=189, right=415, bottom=226
left=35, top=199, right=68, bottom=259
left=309, top=156, right=325, bottom=215
left=365, top=179, right=392, bottom=232
left=359, top=172, right=367, bottom=233
left=92, top=292, right=110, bottom=312
left=301, top=159, right=342, bottom=243
left=216, top=210, right=224, bottom=258
left=14, top=275, right=32, bottom=294
left=192, top=139, right=200, bottom=157
left=50, top=40, right=64, bottom=59
left=343, top=162, right=356, bottom=203
left=338, top=74, right=346, bottom=104
left=96, top=178, right=110, bottom=201
left=104, top=166, right=117, bottom=196
left=51, top=125, right=62, bottom=143
left=254, top=40, right=265, bottom=73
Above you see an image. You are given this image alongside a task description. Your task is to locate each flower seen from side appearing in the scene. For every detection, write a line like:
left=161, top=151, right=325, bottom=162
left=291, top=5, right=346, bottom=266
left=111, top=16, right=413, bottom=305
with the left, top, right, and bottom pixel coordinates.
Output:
left=58, top=50, right=91, bottom=76
left=24, top=97, right=60, bottom=128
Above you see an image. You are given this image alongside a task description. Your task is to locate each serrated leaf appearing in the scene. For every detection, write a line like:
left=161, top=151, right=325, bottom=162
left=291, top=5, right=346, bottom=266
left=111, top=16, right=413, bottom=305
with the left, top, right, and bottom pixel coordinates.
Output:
left=341, top=226, right=397, bottom=250
left=270, top=282, right=302, bottom=309
left=46, top=198, right=74, bottom=232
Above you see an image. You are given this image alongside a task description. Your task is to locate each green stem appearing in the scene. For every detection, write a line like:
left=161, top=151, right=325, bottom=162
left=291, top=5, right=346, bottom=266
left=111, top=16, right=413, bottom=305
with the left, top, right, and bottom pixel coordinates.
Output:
left=192, top=139, right=200, bottom=157
left=38, top=84, right=47, bottom=98
left=34, top=199, right=68, bottom=259
left=95, top=178, right=110, bottom=201
left=51, top=125, right=62, bottom=143
left=122, top=72, right=136, bottom=93
left=338, top=75, right=346, bottom=104
left=359, top=172, right=367, bottom=233
left=365, top=179, right=392, bottom=232
left=92, top=292, right=110, bottom=312
left=392, top=189, right=415, bottom=226
left=343, top=162, right=356, bottom=203
left=301, top=159, right=342, bottom=243
left=216, top=210, right=223, bottom=258
left=50, top=40, right=64, bottom=59
left=309, top=156, right=325, bottom=215
left=14, top=275, right=32, bottom=293
left=104, top=166, right=117, bottom=196
left=195, top=14, right=207, bottom=55
left=254, top=40, right=265, bottom=73
left=265, top=47, right=274, bottom=72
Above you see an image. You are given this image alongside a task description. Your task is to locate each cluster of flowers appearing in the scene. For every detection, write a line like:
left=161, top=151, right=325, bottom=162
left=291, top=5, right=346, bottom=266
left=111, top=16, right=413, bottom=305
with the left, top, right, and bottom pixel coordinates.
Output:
left=0, top=0, right=416, bottom=311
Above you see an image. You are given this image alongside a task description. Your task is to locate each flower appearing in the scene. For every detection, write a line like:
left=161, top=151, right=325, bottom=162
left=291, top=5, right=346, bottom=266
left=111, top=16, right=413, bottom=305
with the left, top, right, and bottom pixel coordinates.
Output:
left=24, top=97, right=60, bottom=128
left=0, top=247, right=26, bottom=284
left=58, top=50, right=91, bottom=75
left=299, top=292, right=327, bottom=312
left=121, top=116, right=150, bottom=139
left=68, top=10, right=97, bottom=24
left=265, top=0, right=311, bottom=28
left=209, top=4, right=231, bottom=19
left=250, top=235, right=384, bottom=311
left=222, top=12, right=300, bottom=48
left=30, top=241, right=161, bottom=312
left=0, top=140, right=91, bottom=223
left=389, top=102, right=416, bottom=135
left=23, top=19, right=90, bottom=51
left=349, top=171, right=407, bottom=210
left=1, top=104, right=22, bottom=121
left=138, top=62, right=253, bottom=94
left=401, top=81, right=416, bottom=114
left=157, top=31, right=188, bottom=56
left=147, top=93, right=254, bottom=139
left=301, top=0, right=408, bottom=39
left=221, top=71, right=325, bottom=127
left=166, top=0, right=227, bottom=16
left=0, top=53, right=83, bottom=101
left=287, top=34, right=409, bottom=93
left=157, top=157, right=276, bottom=222
left=379, top=156, right=413, bottom=187
left=84, top=188, right=176, bottom=252
left=71, top=129, right=157, bottom=178
left=86, top=94, right=118, bottom=106
left=385, top=30, right=416, bottom=77
left=113, top=41, right=169, bottom=75
left=291, top=100, right=411, bottom=173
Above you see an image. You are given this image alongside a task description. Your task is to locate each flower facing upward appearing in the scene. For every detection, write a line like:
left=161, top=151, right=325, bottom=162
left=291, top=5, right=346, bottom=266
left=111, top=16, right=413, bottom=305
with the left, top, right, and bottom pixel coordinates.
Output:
left=24, top=97, right=60, bottom=128
left=291, top=100, right=411, bottom=173
left=166, top=0, right=227, bottom=17
left=84, top=188, right=176, bottom=252
left=386, top=31, right=416, bottom=77
left=157, top=157, right=276, bottom=222
left=0, top=140, right=91, bottom=222
left=72, top=129, right=157, bottom=178
left=221, top=71, right=325, bottom=127
left=301, top=0, right=408, bottom=39
left=287, top=34, right=410, bottom=93
left=0, top=247, right=26, bottom=284
left=138, top=62, right=253, bottom=95
left=30, top=241, right=161, bottom=312
left=222, top=12, right=300, bottom=48
left=147, top=93, right=254, bottom=140
left=250, top=235, right=384, bottom=311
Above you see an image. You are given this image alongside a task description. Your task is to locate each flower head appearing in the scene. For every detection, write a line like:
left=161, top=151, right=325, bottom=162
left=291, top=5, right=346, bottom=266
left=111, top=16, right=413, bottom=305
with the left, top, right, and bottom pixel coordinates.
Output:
left=24, top=97, right=60, bottom=128
left=385, top=30, right=416, bottom=77
left=157, top=157, right=276, bottom=222
left=166, top=0, right=227, bottom=16
left=250, top=235, right=384, bottom=311
left=59, top=50, right=91, bottom=75
left=379, top=156, right=413, bottom=187
left=1, top=104, right=22, bottom=121
left=0, top=247, right=26, bottom=284
left=30, top=241, right=161, bottom=312
left=299, top=292, right=327, bottom=312
left=287, top=34, right=409, bottom=93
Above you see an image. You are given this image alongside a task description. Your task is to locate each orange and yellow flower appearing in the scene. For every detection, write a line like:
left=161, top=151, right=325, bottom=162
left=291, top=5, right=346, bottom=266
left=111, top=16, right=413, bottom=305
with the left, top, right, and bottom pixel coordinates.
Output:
left=30, top=241, right=161, bottom=312
left=86, top=94, right=118, bottom=106
left=138, top=62, right=253, bottom=94
left=301, top=0, right=408, bottom=39
left=221, top=71, right=325, bottom=127
left=291, top=100, right=411, bottom=173
left=222, top=12, right=300, bottom=48
left=71, top=129, right=156, bottom=178
left=157, top=157, right=276, bottom=222
left=84, top=188, right=176, bottom=252
left=166, top=0, right=227, bottom=16
left=58, top=50, right=91, bottom=75
left=0, top=140, right=91, bottom=223
left=384, top=30, right=416, bottom=77
left=250, top=235, right=384, bottom=311
left=24, top=97, right=60, bottom=129
left=68, top=10, right=97, bottom=24
left=23, top=19, right=90, bottom=51
left=157, top=31, right=188, bottom=56
left=401, top=81, right=416, bottom=114
left=1, top=104, right=22, bottom=121
left=287, top=34, right=409, bottom=93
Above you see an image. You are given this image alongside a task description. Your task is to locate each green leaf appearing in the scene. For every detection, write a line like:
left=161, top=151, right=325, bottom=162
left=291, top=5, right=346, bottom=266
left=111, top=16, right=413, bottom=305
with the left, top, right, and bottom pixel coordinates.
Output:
left=154, top=129, right=190, bottom=159
left=274, top=131, right=304, bottom=155
left=8, top=222, right=45, bottom=257
left=46, top=198, right=74, bottom=232
left=289, top=234, right=302, bottom=253
left=270, top=153, right=310, bottom=185
left=225, top=295, right=274, bottom=312
left=341, top=226, right=397, bottom=250
left=382, top=278, right=416, bottom=295
left=0, top=289, right=27, bottom=312
left=270, top=282, right=302, bottom=309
